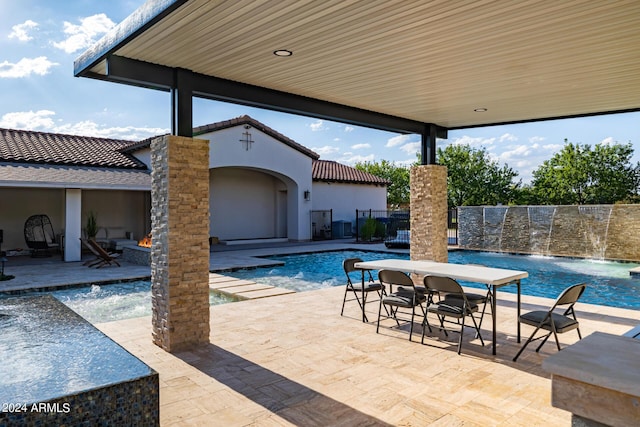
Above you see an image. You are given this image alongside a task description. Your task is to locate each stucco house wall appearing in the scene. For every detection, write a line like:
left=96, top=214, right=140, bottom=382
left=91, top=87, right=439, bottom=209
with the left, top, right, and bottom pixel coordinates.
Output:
left=209, top=168, right=286, bottom=240
left=0, top=116, right=386, bottom=253
left=312, top=182, right=387, bottom=223
left=0, top=188, right=148, bottom=252
left=199, top=124, right=313, bottom=242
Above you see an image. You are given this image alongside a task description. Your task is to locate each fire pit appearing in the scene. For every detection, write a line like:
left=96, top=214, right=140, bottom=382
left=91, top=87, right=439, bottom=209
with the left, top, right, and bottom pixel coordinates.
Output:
left=138, top=233, right=152, bottom=248
left=121, top=235, right=151, bottom=266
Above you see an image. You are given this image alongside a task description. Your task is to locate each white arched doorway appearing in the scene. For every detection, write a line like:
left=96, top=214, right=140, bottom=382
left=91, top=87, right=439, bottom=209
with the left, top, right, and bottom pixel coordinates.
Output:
left=209, top=167, right=301, bottom=241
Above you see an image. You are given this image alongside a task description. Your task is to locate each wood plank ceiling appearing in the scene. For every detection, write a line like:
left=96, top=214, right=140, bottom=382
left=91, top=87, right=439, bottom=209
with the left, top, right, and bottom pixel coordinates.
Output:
left=80, top=0, right=640, bottom=129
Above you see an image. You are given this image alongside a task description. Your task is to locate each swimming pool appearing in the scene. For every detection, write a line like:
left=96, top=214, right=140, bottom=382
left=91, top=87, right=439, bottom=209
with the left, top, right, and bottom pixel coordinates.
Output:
left=47, top=281, right=234, bottom=323
left=226, top=250, right=640, bottom=309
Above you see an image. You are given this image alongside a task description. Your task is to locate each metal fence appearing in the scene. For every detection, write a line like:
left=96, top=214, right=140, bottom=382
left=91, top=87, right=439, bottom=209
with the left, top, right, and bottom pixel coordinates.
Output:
left=448, top=208, right=458, bottom=246
left=355, top=209, right=410, bottom=247
left=311, top=209, right=333, bottom=240
left=314, top=208, right=458, bottom=245
left=354, top=208, right=458, bottom=246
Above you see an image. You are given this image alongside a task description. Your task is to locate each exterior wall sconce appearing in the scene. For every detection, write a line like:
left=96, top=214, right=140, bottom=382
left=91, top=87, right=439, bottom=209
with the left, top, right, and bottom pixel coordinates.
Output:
left=304, top=190, right=311, bottom=201
left=239, top=125, right=254, bottom=151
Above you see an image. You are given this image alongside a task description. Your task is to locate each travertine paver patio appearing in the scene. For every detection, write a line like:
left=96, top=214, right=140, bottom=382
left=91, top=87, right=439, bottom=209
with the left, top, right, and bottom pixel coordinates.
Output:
left=97, top=285, right=639, bottom=426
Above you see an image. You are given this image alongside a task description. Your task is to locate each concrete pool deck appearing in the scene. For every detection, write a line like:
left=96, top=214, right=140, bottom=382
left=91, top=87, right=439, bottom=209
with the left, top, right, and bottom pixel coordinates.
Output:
left=95, top=286, right=639, bottom=426
left=0, top=240, right=409, bottom=293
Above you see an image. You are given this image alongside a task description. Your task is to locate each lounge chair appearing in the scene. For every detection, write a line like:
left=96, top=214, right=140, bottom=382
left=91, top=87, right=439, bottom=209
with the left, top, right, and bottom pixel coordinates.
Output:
left=82, top=238, right=121, bottom=268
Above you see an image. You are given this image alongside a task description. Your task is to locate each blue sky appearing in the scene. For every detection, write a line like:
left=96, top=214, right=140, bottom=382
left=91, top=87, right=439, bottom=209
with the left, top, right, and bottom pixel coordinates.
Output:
left=2, top=0, right=639, bottom=184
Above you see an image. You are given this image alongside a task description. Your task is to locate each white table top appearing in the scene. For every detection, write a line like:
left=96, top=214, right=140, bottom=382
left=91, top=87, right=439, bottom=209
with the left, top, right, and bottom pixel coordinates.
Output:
left=354, top=259, right=528, bottom=286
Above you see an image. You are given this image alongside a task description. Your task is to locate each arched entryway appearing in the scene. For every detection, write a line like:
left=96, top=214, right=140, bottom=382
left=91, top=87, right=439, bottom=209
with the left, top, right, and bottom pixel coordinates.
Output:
left=209, top=167, right=299, bottom=241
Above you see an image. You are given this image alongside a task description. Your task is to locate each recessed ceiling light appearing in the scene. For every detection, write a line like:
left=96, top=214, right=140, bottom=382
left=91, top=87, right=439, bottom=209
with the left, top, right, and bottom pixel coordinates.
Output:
left=273, top=49, right=293, bottom=57
left=474, top=108, right=488, bottom=112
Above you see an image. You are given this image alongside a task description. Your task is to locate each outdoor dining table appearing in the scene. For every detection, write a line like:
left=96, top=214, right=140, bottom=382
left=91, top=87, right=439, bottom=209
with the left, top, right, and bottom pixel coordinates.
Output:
left=354, top=259, right=528, bottom=355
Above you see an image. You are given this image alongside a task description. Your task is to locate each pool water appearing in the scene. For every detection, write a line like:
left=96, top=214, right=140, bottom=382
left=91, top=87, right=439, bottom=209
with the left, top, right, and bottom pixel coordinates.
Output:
left=48, top=281, right=234, bottom=323
left=226, top=250, right=640, bottom=309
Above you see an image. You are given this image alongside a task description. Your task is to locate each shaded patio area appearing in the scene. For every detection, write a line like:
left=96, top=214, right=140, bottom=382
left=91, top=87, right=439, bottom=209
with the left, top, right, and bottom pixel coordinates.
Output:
left=97, top=284, right=638, bottom=426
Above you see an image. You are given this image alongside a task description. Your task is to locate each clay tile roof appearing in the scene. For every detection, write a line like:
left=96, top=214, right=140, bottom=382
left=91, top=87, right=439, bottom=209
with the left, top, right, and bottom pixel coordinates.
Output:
left=193, top=115, right=320, bottom=160
left=0, top=128, right=147, bottom=169
left=312, top=160, right=389, bottom=185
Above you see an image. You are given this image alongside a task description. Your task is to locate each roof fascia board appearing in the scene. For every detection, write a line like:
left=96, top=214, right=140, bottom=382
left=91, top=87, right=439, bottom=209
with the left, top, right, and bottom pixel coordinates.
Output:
left=0, top=181, right=150, bottom=191
left=74, top=0, right=189, bottom=77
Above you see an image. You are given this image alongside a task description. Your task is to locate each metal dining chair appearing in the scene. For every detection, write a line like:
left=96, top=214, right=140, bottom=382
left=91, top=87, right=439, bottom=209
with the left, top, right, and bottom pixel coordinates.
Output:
left=422, top=275, right=485, bottom=355
left=512, top=283, right=586, bottom=361
left=341, top=257, right=386, bottom=322
left=377, top=270, right=427, bottom=341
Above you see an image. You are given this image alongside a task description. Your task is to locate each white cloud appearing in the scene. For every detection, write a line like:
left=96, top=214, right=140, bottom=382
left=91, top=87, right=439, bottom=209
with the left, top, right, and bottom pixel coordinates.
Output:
left=0, top=110, right=56, bottom=129
left=386, top=134, right=410, bottom=147
left=449, top=135, right=496, bottom=148
left=529, top=136, right=546, bottom=143
left=542, top=143, right=563, bottom=152
left=351, top=143, right=371, bottom=150
left=0, top=110, right=168, bottom=140
left=309, top=119, right=328, bottom=132
left=600, top=136, right=616, bottom=146
left=400, top=142, right=420, bottom=155
left=54, top=121, right=168, bottom=140
left=499, top=133, right=518, bottom=142
left=53, top=14, right=115, bottom=54
left=340, top=153, right=375, bottom=164
left=344, top=125, right=354, bottom=132
left=8, top=20, right=38, bottom=41
left=311, top=145, right=340, bottom=156
left=498, top=144, right=533, bottom=161
left=0, top=56, right=58, bottom=78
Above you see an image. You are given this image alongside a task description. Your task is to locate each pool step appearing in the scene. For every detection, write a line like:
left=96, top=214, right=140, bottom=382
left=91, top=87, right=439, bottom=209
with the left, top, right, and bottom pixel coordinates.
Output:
left=209, top=273, right=295, bottom=300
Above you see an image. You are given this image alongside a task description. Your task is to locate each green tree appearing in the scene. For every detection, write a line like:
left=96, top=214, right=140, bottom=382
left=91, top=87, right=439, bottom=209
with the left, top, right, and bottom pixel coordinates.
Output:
left=531, top=140, right=639, bottom=204
left=355, top=160, right=410, bottom=207
left=436, top=144, right=520, bottom=208
left=590, top=142, right=640, bottom=203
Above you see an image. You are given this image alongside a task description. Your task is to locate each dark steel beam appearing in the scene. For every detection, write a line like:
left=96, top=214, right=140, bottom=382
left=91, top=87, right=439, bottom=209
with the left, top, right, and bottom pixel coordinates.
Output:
left=172, top=69, right=193, bottom=137
left=106, top=55, right=173, bottom=90
left=421, top=124, right=438, bottom=165
left=190, top=73, right=431, bottom=135
left=100, top=56, right=442, bottom=136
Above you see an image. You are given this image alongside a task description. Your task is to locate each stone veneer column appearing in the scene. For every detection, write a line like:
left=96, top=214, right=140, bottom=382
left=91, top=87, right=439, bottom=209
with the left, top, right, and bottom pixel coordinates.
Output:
left=410, top=165, right=448, bottom=262
left=151, top=135, right=210, bottom=352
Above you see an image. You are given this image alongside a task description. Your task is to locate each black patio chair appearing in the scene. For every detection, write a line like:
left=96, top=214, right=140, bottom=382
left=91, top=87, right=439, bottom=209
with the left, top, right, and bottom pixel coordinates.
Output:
left=341, top=257, right=387, bottom=322
left=422, top=275, right=485, bottom=355
left=512, top=283, right=586, bottom=362
left=24, top=214, right=59, bottom=257
left=377, top=270, right=427, bottom=341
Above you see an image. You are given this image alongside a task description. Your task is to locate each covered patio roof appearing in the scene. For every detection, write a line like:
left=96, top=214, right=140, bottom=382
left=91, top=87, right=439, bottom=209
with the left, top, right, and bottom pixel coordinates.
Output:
left=74, top=0, right=640, bottom=162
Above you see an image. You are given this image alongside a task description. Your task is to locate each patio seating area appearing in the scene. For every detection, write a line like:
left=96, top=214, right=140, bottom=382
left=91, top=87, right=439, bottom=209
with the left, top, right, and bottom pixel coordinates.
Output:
left=97, top=283, right=636, bottom=426
left=1, top=241, right=639, bottom=425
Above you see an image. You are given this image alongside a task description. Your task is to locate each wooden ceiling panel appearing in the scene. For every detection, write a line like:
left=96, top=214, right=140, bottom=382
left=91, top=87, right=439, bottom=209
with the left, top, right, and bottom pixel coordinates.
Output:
left=86, top=0, right=640, bottom=129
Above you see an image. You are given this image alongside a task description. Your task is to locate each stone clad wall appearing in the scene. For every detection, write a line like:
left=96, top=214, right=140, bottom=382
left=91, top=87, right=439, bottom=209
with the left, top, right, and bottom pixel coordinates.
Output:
left=458, top=204, right=640, bottom=261
left=151, top=135, right=210, bottom=352
left=410, top=165, right=448, bottom=262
